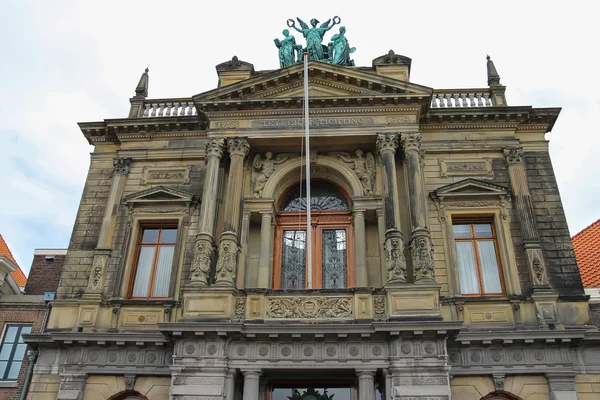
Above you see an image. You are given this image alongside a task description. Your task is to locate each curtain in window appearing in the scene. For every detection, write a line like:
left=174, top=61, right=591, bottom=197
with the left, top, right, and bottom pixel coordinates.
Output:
left=455, top=242, right=479, bottom=294
left=152, top=245, right=175, bottom=297
left=131, top=246, right=155, bottom=297
left=477, top=240, right=502, bottom=293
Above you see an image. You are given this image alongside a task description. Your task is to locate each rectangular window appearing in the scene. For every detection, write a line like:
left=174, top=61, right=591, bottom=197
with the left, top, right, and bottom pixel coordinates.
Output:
left=453, top=220, right=504, bottom=296
left=129, top=226, right=178, bottom=299
left=0, top=324, right=31, bottom=381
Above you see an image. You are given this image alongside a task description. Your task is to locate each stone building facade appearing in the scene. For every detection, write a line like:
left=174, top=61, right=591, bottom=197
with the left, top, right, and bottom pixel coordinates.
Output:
left=23, top=46, right=600, bottom=400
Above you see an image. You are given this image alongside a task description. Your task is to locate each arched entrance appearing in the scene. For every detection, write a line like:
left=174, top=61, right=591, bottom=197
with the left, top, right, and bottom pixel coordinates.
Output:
left=272, top=180, right=355, bottom=289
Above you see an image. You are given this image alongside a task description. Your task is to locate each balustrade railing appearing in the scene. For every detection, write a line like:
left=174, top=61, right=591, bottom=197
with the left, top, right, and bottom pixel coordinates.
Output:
left=141, top=99, right=197, bottom=118
left=431, top=90, right=494, bottom=108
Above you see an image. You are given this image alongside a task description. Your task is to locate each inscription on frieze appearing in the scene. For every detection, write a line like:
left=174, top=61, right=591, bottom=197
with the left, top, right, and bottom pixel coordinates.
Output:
left=253, top=117, right=374, bottom=129
left=439, top=158, right=494, bottom=179
left=141, top=166, right=191, bottom=185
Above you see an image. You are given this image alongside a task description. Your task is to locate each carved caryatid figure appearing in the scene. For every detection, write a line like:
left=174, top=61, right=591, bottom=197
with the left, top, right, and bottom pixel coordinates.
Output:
left=411, top=236, right=435, bottom=283
left=337, top=149, right=376, bottom=196
left=252, top=152, right=289, bottom=198
left=327, top=26, right=355, bottom=66
left=190, top=240, right=212, bottom=284
left=384, top=235, right=407, bottom=283
left=215, top=240, right=238, bottom=282
left=274, top=29, right=302, bottom=68
left=287, top=16, right=340, bottom=61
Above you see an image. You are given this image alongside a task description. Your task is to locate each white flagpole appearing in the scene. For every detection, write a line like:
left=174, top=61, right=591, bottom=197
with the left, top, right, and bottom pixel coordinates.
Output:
left=303, top=51, right=312, bottom=289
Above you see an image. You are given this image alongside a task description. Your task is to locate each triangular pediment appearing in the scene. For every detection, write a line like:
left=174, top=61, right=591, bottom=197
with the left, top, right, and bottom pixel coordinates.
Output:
left=123, top=186, right=195, bottom=205
left=193, top=61, right=432, bottom=103
left=431, top=178, right=511, bottom=200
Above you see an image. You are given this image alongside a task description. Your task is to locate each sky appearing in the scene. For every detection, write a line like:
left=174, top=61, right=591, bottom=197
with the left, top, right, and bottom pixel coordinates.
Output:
left=1, top=0, right=599, bottom=275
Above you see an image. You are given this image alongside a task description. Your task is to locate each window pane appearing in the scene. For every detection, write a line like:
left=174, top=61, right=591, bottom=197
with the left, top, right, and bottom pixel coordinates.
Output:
left=141, top=229, right=159, bottom=243
left=452, top=224, right=472, bottom=238
left=131, top=246, right=156, bottom=297
left=474, top=223, right=493, bottom=237
left=0, top=344, right=13, bottom=361
left=160, top=229, right=178, bottom=243
left=4, top=327, right=18, bottom=343
left=281, top=181, right=348, bottom=211
left=281, top=230, right=306, bottom=289
left=322, top=229, right=347, bottom=289
left=152, top=246, right=175, bottom=297
left=0, top=361, right=7, bottom=379
left=477, top=240, right=503, bottom=293
left=12, top=344, right=27, bottom=362
left=7, top=361, right=21, bottom=380
left=19, top=326, right=31, bottom=338
left=455, top=242, right=479, bottom=294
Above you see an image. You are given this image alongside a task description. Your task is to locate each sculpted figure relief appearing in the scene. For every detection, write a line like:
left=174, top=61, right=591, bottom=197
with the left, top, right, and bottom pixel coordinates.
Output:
left=252, top=152, right=289, bottom=198
left=274, top=29, right=302, bottom=68
left=190, top=239, right=212, bottom=284
left=384, top=234, right=407, bottom=283
left=412, top=236, right=435, bottom=283
left=215, top=240, right=238, bottom=284
left=337, top=149, right=376, bottom=195
left=287, top=17, right=340, bottom=61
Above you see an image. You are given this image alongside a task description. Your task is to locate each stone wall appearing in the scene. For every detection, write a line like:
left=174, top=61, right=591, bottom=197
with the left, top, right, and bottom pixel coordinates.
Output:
left=450, top=375, right=550, bottom=400
left=576, top=374, right=600, bottom=400
left=26, top=374, right=60, bottom=400
left=525, top=152, right=585, bottom=297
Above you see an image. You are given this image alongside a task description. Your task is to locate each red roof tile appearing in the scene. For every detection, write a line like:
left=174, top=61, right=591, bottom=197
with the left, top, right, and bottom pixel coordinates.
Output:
left=572, top=218, right=600, bottom=288
left=0, top=234, right=27, bottom=287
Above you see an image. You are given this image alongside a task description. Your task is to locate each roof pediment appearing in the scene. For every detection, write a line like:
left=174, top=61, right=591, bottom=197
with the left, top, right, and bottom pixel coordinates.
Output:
left=193, top=61, right=432, bottom=104
left=123, top=186, right=196, bottom=206
left=431, top=178, right=511, bottom=201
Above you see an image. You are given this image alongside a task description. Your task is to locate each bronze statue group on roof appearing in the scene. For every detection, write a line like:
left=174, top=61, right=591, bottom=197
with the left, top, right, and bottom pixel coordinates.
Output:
left=274, top=16, right=356, bottom=68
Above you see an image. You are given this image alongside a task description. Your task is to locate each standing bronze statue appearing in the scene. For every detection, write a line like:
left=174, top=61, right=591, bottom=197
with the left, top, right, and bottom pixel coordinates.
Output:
left=328, top=26, right=356, bottom=66
left=287, top=16, right=341, bottom=61
left=274, top=29, right=302, bottom=68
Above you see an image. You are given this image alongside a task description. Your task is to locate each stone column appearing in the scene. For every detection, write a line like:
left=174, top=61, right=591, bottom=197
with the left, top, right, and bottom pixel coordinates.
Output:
left=257, top=210, right=273, bottom=288
left=56, top=373, right=87, bottom=400
left=546, top=373, right=579, bottom=400
left=242, top=370, right=261, bottom=400
left=190, top=138, right=226, bottom=285
left=376, top=133, right=407, bottom=285
left=215, top=137, right=250, bottom=286
left=87, top=157, right=131, bottom=297
left=401, top=133, right=435, bottom=284
left=354, top=209, right=368, bottom=287
left=225, top=369, right=236, bottom=400
left=357, top=370, right=376, bottom=400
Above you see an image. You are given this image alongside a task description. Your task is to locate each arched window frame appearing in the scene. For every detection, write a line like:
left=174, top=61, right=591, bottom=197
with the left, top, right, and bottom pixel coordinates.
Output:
left=273, top=180, right=355, bottom=289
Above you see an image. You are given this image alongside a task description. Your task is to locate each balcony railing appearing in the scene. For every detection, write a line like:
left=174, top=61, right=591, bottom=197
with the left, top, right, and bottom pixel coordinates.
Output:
left=431, top=89, right=494, bottom=108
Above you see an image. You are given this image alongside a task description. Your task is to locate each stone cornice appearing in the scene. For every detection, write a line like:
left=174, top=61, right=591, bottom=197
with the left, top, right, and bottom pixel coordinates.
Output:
left=23, top=332, right=169, bottom=348
left=453, top=328, right=587, bottom=345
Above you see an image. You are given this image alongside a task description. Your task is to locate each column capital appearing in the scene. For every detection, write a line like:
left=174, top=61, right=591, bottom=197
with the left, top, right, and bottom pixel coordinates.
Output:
left=376, top=132, right=399, bottom=155
left=241, top=369, right=262, bottom=378
left=400, top=132, right=422, bottom=153
left=504, top=147, right=524, bottom=165
left=356, top=369, right=376, bottom=378
left=113, top=157, right=132, bottom=176
left=227, top=136, right=250, bottom=158
left=205, top=138, right=226, bottom=159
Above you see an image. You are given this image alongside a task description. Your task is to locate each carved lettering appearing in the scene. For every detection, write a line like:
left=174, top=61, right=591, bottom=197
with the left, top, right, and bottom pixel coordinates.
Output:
left=214, top=121, right=239, bottom=129
left=254, top=117, right=373, bottom=129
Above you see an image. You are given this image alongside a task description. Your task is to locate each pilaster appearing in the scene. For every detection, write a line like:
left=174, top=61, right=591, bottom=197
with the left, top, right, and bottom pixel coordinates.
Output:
left=353, top=209, right=368, bottom=287
left=257, top=210, right=274, bottom=288
left=376, top=133, right=407, bottom=285
left=190, top=138, right=225, bottom=285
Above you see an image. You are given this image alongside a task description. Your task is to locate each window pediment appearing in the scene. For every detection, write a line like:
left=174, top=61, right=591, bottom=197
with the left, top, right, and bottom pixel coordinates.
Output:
left=431, top=178, right=511, bottom=202
left=123, top=186, right=196, bottom=207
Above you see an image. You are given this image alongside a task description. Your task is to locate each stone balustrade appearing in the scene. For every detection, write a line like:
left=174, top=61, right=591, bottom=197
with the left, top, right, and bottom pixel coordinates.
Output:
left=431, top=90, right=494, bottom=108
left=141, top=99, right=197, bottom=117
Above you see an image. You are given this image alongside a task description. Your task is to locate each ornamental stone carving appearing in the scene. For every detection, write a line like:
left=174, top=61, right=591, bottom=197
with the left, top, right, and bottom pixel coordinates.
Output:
left=337, top=150, right=376, bottom=195
left=205, top=138, right=226, bottom=159
left=376, top=132, right=399, bottom=155
left=411, top=234, right=435, bottom=283
left=113, top=157, right=133, bottom=175
left=88, top=251, right=110, bottom=292
left=124, top=374, right=136, bottom=391
left=252, top=152, right=289, bottom=198
left=373, top=295, right=386, bottom=320
left=504, top=147, right=524, bottom=165
left=384, top=230, right=407, bottom=284
left=190, top=237, right=213, bottom=285
left=215, top=239, right=238, bottom=285
left=234, top=297, right=246, bottom=320
left=227, top=137, right=250, bottom=157
left=266, top=296, right=353, bottom=319
left=400, top=132, right=422, bottom=153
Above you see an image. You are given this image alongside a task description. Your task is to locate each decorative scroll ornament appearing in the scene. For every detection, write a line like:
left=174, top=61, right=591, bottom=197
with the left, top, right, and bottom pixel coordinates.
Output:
left=503, top=147, right=524, bottom=165
left=88, top=251, right=110, bottom=292
left=384, top=230, right=407, bottom=284
left=401, top=132, right=422, bottom=153
left=205, top=138, right=226, bottom=159
left=190, top=237, right=213, bottom=284
left=411, top=234, right=435, bottom=283
left=227, top=137, right=250, bottom=158
left=266, top=296, right=352, bottom=319
left=215, top=239, right=238, bottom=285
left=113, top=157, right=133, bottom=176
left=376, top=133, right=399, bottom=155
left=526, top=246, right=548, bottom=286
left=337, top=150, right=376, bottom=195
left=252, top=152, right=289, bottom=198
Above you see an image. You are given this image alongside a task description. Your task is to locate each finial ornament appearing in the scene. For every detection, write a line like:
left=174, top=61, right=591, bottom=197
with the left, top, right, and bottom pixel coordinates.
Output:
left=487, top=55, right=501, bottom=86
left=134, top=67, right=149, bottom=98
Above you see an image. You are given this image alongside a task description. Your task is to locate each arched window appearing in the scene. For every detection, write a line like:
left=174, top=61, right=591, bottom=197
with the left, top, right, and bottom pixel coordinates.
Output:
left=273, top=181, right=355, bottom=289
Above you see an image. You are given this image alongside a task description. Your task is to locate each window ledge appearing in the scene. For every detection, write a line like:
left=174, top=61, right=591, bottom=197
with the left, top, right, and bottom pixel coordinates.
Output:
left=442, top=296, right=513, bottom=303
left=108, top=298, right=176, bottom=307
left=0, top=381, right=18, bottom=388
